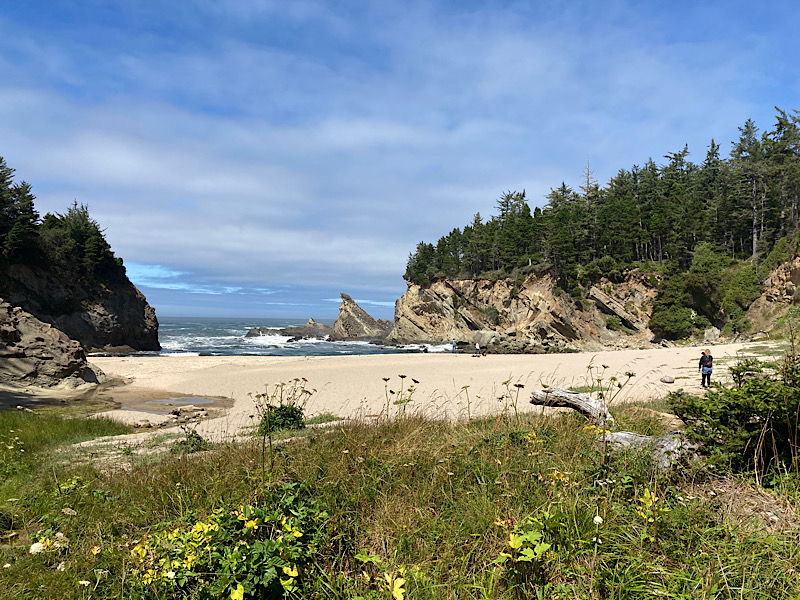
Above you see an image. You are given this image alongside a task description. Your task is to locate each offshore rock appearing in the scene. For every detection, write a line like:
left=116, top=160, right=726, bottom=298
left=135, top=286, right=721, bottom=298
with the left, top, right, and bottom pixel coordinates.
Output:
left=0, top=298, right=101, bottom=388
left=386, top=272, right=657, bottom=353
left=4, top=264, right=159, bottom=352
left=333, top=293, right=392, bottom=340
left=246, top=318, right=334, bottom=340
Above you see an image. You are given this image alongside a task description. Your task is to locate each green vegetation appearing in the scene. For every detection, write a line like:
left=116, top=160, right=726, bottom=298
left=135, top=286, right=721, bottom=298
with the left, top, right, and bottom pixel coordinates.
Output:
left=3, top=367, right=800, bottom=599
left=404, top=109, right=800, bottom=339
left=0, top=156, right=128, bottom=297
left=671, top=348, right=800, bottom=482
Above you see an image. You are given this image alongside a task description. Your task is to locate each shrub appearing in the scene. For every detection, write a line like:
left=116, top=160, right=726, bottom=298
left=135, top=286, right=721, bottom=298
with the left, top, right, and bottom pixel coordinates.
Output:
left=669, top=350, right=800, bottom=478
left=250, top=379, right=312, bottom=436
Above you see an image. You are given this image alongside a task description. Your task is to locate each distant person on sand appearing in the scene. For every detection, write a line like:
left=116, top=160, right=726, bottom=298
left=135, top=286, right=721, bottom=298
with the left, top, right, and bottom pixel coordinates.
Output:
left=699, top=349, right=713, bottom=387
left=475, top=342, right=480, bottom=356
left=452, top=339, right=457, bottom=354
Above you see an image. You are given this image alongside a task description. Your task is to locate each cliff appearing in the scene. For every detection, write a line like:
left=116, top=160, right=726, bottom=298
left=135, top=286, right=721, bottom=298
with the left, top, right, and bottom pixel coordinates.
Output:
left=0, top=298, right=103, bottom=388
left=743, top=256, right=800, bottom=336
left=386, top=272, right=657, bottom=352
left=2, top=264, right=159, bottom=352
left=333, top=293, right=392, bottom=340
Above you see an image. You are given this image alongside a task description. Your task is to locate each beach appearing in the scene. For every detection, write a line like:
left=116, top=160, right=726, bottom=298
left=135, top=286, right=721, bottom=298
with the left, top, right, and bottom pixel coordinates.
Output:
left=86, top=341, right=761, bottom=440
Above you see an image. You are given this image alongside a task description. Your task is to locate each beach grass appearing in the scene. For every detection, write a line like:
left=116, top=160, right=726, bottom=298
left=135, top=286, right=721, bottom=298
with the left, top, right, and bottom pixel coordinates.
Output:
left=1, top=402, right=799, bottom=599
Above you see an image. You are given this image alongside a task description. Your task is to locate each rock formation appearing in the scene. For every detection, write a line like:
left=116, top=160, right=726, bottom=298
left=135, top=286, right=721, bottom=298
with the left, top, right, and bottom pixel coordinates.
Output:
left=3, top=264, right=159, bottom=352
left=0, top=299, right=102, bottom=388
left=743, top=255, right=800, bottom=335
left=246, top=318, right=334, bottom=340
left=588, top=285, right=646, bottom=331
left=386, top=272, right=657, bottom=352
left=332, top=293, right=392, bottom=340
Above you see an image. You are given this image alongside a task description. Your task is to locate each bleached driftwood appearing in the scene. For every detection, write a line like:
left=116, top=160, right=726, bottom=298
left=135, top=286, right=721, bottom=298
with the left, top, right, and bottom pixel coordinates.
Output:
left=529, top=387, right=615, bottom=426
left=529, top=387, right=696, bottom=471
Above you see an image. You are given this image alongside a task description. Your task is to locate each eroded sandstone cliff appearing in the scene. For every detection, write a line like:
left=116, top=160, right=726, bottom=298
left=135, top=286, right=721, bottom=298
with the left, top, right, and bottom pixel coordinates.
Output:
left=0, top=298, right=102, bottom=388
left=3, top=264, right=159, bottom=352
left=743, top=256, right=800, bottom=335
left=386, top=272, right=657, bottom=352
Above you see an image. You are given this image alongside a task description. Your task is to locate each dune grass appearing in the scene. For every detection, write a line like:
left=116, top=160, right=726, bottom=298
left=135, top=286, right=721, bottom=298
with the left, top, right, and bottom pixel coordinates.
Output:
left=1, top=402, right=799, bottom=599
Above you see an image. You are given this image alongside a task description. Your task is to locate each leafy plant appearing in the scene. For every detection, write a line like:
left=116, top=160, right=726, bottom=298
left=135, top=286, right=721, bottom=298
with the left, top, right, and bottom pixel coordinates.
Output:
left=128, top=482, right=328, bottom=599
left=670, top=349, right=800, bottom=481
left=249, top=379, right=314, bottom=476
left=171, top=426, right=211, bottom=454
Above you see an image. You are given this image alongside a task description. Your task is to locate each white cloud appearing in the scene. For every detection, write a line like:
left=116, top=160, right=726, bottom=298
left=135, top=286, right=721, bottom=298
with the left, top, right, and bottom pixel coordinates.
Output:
left=1, top=1, right=798, bottom=315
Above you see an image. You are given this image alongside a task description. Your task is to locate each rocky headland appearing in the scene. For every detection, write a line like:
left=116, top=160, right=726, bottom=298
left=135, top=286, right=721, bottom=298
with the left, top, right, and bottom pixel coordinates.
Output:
left=385, top=271, right=658, bottom=353
left=3, top=264, right=159, bottom=353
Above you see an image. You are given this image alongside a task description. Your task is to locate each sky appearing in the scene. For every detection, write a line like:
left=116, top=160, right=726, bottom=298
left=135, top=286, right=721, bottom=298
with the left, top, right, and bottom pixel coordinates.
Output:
left=1, top=0, right=798, bottom=320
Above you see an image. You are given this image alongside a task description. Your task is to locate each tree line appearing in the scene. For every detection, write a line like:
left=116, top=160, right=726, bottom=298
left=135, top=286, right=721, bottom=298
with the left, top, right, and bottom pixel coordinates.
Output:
left=404, top=108, right=800, bottom=339
left=0, top=156, right=127, bottom=291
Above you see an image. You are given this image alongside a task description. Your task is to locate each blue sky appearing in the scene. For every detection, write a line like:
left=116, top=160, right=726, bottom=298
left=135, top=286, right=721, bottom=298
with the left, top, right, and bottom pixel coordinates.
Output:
left=1, top=1, right=798, bottom=320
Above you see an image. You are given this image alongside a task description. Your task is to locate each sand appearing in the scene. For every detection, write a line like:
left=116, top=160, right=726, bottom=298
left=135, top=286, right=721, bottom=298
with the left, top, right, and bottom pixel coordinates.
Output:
left=83, top=341, right=763, bottom=441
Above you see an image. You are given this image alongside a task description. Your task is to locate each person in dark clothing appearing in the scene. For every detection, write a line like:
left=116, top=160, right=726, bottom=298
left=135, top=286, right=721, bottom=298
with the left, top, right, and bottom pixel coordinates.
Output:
left=699, top=349, right=713, bottom=387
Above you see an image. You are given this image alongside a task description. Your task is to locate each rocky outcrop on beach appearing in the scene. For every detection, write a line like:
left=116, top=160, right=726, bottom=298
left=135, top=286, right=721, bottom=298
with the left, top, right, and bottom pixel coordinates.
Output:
left=333, top=293, right=392, bottom=340
left=3, top=264, right=159, bottom=352
left=246, top=318, right=334, bottom=340
left=0, top=298, right=102, bottom=388
left=386, top=272, right=657, bottom=353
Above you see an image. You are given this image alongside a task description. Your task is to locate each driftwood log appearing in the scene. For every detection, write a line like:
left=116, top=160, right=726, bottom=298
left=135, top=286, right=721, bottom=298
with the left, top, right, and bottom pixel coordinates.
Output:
left=530, top=387, right=696, bottom=471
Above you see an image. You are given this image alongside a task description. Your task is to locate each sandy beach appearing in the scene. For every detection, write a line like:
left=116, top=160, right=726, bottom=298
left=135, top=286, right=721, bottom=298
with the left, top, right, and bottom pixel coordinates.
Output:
left=85, top=341, right=764, bottom=440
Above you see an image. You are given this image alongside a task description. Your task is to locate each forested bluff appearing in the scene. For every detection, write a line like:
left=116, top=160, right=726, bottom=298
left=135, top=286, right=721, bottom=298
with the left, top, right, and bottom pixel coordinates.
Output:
left=0, top=156, right=158, bottom=366
left=396, top=109, right=800, bottom=349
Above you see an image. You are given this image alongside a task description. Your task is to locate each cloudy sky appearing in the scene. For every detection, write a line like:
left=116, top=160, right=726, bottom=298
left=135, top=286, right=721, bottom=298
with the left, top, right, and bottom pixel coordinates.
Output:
left=1, top=1, right=797, bottom=320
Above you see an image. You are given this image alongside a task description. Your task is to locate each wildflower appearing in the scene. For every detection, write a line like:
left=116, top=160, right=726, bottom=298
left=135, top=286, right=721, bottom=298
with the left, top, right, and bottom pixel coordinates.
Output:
left=29, top=542, right=45, bottom=554
left=593, top=515, right=604, bottom=525
left=166, top=571, right=176, bottom=579
left=244, top=519, right=259, bottom=530
left=231, top=583, right=245, bottom=600
left=78, top=580, right=90, bottom=587
left=91, top=546, right=102, bottom=555
left=342, top=449, right=349, bottom=454
left=56, top=562, right=66, bottom=571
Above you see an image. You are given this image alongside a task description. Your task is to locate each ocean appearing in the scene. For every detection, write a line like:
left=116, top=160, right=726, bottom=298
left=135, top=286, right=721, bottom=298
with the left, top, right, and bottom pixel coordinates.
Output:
left=157, top=317, right=449, bottom=357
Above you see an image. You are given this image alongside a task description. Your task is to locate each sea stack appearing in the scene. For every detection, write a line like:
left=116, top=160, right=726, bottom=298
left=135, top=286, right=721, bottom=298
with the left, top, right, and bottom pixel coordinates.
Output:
left=332, top=293, right=392, bottom=340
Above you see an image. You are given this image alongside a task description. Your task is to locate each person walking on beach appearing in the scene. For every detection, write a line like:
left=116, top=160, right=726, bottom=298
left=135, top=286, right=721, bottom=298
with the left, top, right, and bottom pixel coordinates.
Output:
left=475, top=342, right=480, bottom=356
left=699, top=349, right=713, bottom=387
left=452, top=339, right=457, bottom=354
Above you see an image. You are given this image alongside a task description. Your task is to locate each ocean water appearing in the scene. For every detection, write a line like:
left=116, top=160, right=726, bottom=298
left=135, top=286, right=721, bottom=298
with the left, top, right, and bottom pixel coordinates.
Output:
left=156, top=317, right=449, bottom=357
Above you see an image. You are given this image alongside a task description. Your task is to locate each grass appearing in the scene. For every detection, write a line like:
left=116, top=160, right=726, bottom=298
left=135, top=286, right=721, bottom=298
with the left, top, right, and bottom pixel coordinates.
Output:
left=1, top=402, right=799, bottom=599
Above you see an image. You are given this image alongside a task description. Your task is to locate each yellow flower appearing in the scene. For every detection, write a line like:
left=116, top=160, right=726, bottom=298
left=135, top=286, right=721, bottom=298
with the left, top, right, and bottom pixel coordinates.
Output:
left=244, top=519, right=259, bottom=530
left=91, top=546, right=102, bottom=556
left=231, top=583, right=244, bottom=600
left=282, top=564, right=298, bottom=578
